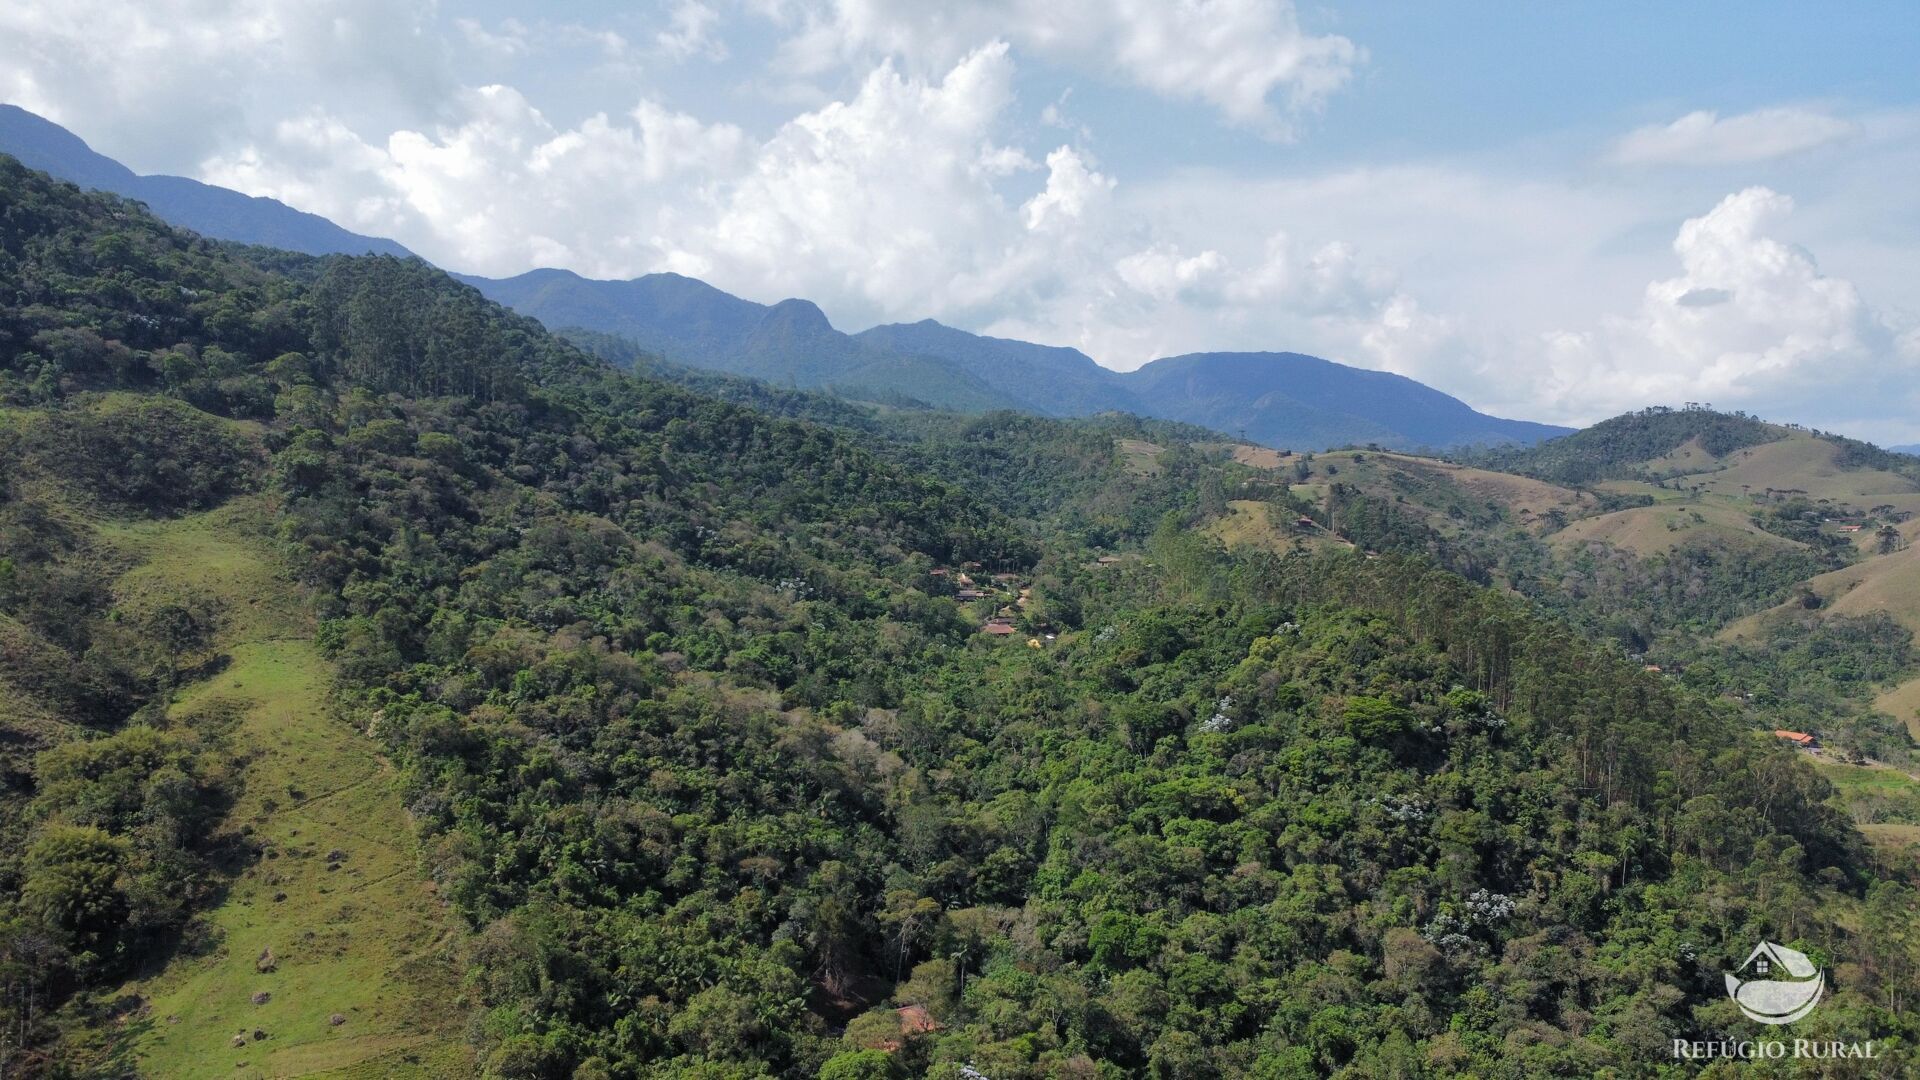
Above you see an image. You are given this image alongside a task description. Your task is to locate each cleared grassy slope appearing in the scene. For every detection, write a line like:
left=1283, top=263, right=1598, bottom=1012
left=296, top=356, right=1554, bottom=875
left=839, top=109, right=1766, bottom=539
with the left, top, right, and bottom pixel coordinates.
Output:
left=94, top=501, right=470, bottom=1079
left=1116, top=438, right=1165, bottom=476
left=1876, top=677, right=1920, bottom=743
left=1681, top=436, right=1920, bottom=501
left=1207, top=499, right=1353, bottom=555
left=1231, top=445, right=1595, bottom=535
left=1548, top=500, right=1806, bottom=557
left=1724, top=543, right=1920, bottom=642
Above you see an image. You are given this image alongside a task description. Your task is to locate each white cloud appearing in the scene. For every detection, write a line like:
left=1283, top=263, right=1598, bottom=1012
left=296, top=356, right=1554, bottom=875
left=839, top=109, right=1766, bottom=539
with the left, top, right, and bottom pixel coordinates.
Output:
left=672, top=43, right=1077, bottom=319
left=767, top=0, right=1360, bottom=136
left=0, top=0, right=452, bottom=173
left=1112, top=234, right=1392, bottom=316
left=457, top=17, right=532, bottom=60
left=657, top=1, right=727, bottom=61
left=456, top=17, right=633, bottom=63
left=1021, top=146, right=1114, bottom=231
left=203, top=87, right=748, bottom=276
left=1524, top=188, right=1920, bottom=428
left=1609, top=106, right=1856, bottom=166
left=1115, top=245, right=1227, bottom=301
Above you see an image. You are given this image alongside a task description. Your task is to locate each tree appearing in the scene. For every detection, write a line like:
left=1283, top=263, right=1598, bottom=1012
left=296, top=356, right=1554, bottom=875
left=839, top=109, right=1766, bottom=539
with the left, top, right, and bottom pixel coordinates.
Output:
left=877, top=891, right=942, bottom=982
left=819, top=1049, right=900, bottom=1080
left=21, top=826, right=129, bottom=960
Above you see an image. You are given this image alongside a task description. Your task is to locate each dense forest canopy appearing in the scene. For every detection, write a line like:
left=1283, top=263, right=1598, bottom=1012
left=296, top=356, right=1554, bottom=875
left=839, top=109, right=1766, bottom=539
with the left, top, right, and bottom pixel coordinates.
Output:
left=1, top=155, right=1917, bottom=1078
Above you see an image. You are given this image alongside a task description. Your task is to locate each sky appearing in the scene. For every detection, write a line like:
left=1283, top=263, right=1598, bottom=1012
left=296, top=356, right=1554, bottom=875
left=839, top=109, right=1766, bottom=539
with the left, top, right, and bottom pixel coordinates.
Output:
left=4, top=1, right=1919, bottom=441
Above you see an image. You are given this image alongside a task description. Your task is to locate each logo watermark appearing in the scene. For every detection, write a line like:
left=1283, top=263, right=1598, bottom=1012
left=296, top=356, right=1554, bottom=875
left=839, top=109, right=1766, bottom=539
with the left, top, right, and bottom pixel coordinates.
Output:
left=1672, top=940, right=1877, bottom=1061
left=1725, top=941, right=1824, bottom=1025
left=1671, top=1039, right=1876, bottom=1061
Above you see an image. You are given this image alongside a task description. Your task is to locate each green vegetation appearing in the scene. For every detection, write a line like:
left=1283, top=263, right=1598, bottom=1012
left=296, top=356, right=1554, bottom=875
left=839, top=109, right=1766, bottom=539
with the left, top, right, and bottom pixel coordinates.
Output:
left=1471, top=406, right=1788, bottom=486
left=1, top=153, right=1918, bottom=1079
left=94, top=507, right=471, bottom=1078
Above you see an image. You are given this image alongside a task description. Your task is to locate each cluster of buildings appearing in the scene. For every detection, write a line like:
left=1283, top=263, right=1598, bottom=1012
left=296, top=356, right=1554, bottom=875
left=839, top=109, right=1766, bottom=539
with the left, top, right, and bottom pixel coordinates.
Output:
left=932, top=563, right=1048, bottom=645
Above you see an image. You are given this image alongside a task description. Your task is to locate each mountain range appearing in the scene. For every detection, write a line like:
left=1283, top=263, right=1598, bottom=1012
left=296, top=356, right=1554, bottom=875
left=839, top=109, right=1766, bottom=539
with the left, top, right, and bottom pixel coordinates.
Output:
left=2, top=102, right=1566, bottom=451
left=465, top=267, right=1570, bottom=450
left=0, top=103, right=412, bottom=259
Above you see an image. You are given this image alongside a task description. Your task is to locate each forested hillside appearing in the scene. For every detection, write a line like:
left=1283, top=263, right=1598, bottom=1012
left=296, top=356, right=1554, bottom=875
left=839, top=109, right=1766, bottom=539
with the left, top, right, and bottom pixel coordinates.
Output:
left=2, top=155, right=1918, bottom=1079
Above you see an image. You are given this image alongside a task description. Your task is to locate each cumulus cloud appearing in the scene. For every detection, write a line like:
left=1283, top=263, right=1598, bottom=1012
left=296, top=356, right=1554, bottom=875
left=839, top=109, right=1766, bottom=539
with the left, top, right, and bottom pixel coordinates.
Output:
left=198, top=42, right=1094, bottom=322
left=767, top=0, right=1360, bottom=135
left=204, top=87, right=749, bottom=275
left=1609, top=107, right=1856, bottom=166
left=1021, top=147, right=1115, bottom=232
left=1115, top=245, right=1227, bottom=302
left=0, top=0, right=452, bottom=172
left=664, top=42, right=1050, bottom=315
left=1527, top=188, right=1920, bottom=428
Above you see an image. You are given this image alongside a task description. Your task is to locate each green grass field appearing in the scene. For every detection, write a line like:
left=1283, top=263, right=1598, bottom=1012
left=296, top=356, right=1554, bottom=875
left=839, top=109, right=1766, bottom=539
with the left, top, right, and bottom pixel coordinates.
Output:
left=1116, top=438, right=1165, bottom=476
left=1813, top=757, right=1920, bottom=801
left=1858, top=823, right=1920, bottom=867
left=90, top=501, right=472, bottom=1078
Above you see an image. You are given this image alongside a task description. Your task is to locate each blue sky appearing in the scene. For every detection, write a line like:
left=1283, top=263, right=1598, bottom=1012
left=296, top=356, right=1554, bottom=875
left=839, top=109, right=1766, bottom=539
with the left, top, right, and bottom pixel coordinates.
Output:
left=3, top=1, right=1918, bottom=440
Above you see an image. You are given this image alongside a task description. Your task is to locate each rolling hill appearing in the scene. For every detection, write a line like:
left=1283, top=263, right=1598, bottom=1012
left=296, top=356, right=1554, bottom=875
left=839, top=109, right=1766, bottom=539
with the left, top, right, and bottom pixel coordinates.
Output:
left=1548, top=501, right=1806, bottom=558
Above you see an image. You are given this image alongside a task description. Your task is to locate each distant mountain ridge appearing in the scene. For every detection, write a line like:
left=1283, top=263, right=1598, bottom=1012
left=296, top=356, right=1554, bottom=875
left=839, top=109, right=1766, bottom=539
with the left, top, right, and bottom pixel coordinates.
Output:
left=1117, top=350, right=1568, bottom=451
left=456, top=267, right=1023, bottom=411
left=853, top=320, right=1144, bottom=417
left=466, top=266, right=1570, bottom=450
left=0, top=104, right=412, bottom=258
left=2, top=104, right=1567, bottom=450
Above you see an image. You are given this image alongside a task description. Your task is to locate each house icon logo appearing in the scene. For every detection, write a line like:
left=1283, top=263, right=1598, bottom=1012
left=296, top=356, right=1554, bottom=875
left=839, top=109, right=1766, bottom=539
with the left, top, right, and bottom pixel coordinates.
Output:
left=1724, top=941, right=1825, bottom=1025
